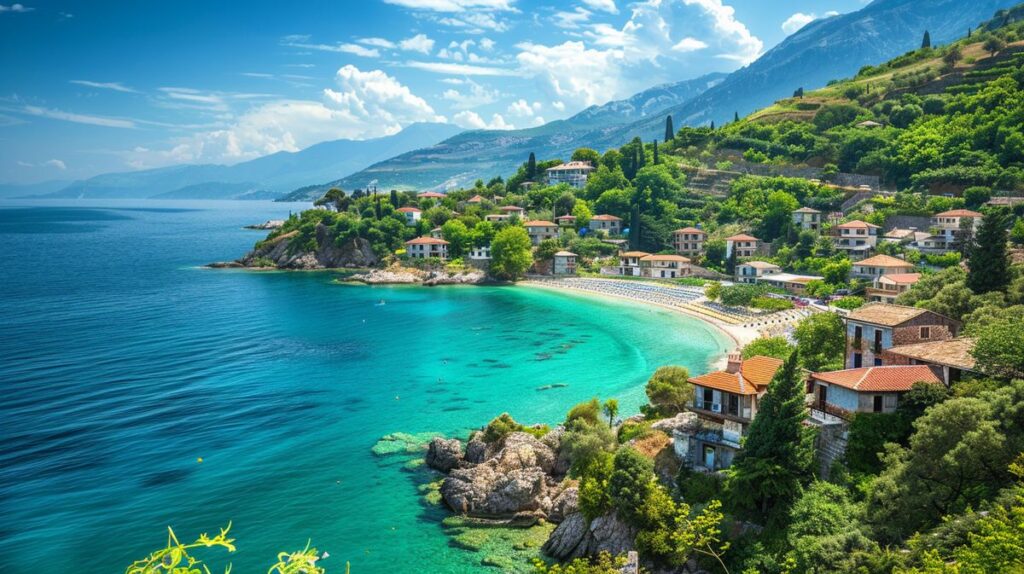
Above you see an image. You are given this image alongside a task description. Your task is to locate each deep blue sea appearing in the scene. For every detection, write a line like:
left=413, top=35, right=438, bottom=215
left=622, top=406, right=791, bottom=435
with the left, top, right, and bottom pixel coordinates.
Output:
left=0, top=199, right=729, bottom=573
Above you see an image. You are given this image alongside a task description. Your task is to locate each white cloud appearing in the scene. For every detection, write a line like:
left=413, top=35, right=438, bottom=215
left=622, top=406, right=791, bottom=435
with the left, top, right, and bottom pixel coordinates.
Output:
left=20, top=105, right=136, bottom=128
left=442, top=79, right=500, bottom=109
left=382, top=0, right=513, bottom=11
left=358, top=37, right=396, bottom=48
left=672, top=37, right=708, bottom=52
left=69, top=80, right=138, bottom=93
left=554, top=7, right=592, bottom=29
left=0, top=3, right=33, bottom=12
left=680, top=0, right=762, bottom=63
left=581, top=0, right=617, bottom=14
left=437, top=12, right=508, bottom=33
left=283, top=39, right=380, bottom=57
left=405, top=61, right=516, bottom=76
left=506, top=98, right=542, bottom=118
left=781, top=10, right=840, bottom=35
left=452, top=110, right=512, bottom=130
left=44, top=159, right=66, bottom=170
left=399, top=33, right=435, bottom=54
left=515, top=41, right=624, bottom=108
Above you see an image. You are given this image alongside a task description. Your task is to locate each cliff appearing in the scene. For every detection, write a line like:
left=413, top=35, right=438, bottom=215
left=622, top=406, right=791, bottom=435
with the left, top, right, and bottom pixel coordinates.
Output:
left=210, top=222, right=379, bottom=270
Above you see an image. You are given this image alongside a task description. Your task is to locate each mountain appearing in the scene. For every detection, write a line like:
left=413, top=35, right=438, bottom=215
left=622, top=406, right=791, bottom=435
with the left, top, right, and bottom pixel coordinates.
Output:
left=278, top=73, right=727, bottom=201
left=44, top=122, right=463, bottom=200
left=306, top=0, right=1019, bottom=196
left=0, top=180, right=73, bottom=199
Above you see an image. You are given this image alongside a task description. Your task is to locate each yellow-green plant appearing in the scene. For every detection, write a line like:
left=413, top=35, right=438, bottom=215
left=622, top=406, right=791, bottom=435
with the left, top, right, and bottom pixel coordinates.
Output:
left=125, top=523, right=236, bottom=574
left=267, top=541, right=326, bottom=574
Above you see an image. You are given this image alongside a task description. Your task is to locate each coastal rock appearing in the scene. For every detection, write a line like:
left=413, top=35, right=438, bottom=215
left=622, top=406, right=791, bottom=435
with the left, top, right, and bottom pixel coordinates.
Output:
left=426, top=437, right=464, bottom=472
left=231, top=223, right=379, bottom=269
left=491, top=432, right=556, bottom=474
left=651, top=412, right=700, bottom=434
left=548, top=486, right=579, bottom=523
left=465, top=439, right=487, bottom=464
left=244, top=219, right=284, bottom=230
left=542, top=511, right=637, bottom=560
left=441, top=465, right=551, bottom=515
left=348, top=266, right=486, bottom=285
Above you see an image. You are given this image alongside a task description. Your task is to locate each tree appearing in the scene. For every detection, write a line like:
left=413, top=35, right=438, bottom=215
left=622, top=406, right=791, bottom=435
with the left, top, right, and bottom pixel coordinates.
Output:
left=441, top=219, right=470, bottom=258
left=963, top=186, right=992, bottom=209
left=794, top=312, right=845, bottom=371
left=315, top=187, right=350, bottom=212
left=971, top=317, right=1024, bottom=379
left=535, top=238, right=560, bottom=263
left=572, top=148, right=600, bottom=165
left=710, top=120, right=715, bottom=130
left=944, top=45, right=963, bottom=66
left=652, top=140, right=659, bottom=165
left=984, top=36, right=1006, bottom=57
left=727, top=350, right=815, bottom=521
left=664, top=115, right=674, bottom=142
left=967, top=207, right=1011, bottom=294
left=527, top=152, right=538, bottom=180
left=1010, top=218, right=1024, bottom=245
left=603, top=399, right=619, bottom=426
left=742, top=337, right=795, bottom=361
left=921, top=30, right=931, bottom=49
left=609, top=447, right=654, bottom=525
left=725, top=248, right=738, bottom=275
left=645, top=366, right=693, bottom=416
left=786, top=482, right=875, bottom=573
left=390, top=188, right=400, bottom=208
left=490, top=226, right=533, bottom=280
left=793, top=87, right=804, bottom=99
left=734, top=111, right=739, bottom=123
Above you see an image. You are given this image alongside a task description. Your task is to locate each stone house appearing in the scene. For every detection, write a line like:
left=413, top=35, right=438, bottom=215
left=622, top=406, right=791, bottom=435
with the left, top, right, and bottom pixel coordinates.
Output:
left=792, top=206, right=822, bottom=231
left=553, top=251, right=578, bottom=275
left=843, top=303, right=960, bottom=369
left=881, top=337, right=978, bottom=386
left=809, top=365, right=944, bottom=419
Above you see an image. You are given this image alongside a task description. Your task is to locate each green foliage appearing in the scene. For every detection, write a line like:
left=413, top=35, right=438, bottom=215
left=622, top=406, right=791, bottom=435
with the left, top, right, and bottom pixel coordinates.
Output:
left=566, top=398, right=602, bottom=426
left=676, top=465, right=724, bottom=504
left=602, top=399, right=619, bottom=426
left=577, top=450, right=615, bottom=521
left=490, top=226, right=533, bottom=280
left=786, top=482, right=876, bottom=574
left=967, top=208, right=1011, bottom=294
left=750, top=296, right=795, bottom=312
left=793, top=312, right=845, bottom=371
left=832, top=295, right=865, bottom=310
left=532, top=552, right=626, bottom=574
left=727, top=351, right=815, bottom=522
left=482, top=413, right=525, bottom=443
left=609, top=447, right=654, bottom=525
left=644, top=366, right=693, bottom=417
left=971, top=316, right=1024, bottom=379
left=719, top=283, right=770, bottom=307
left=742, top=337, right=795, bottom=361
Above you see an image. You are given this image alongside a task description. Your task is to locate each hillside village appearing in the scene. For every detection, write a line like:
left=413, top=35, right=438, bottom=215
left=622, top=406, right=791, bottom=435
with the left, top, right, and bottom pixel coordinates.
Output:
left=234, top=12, right=1024, bottom=574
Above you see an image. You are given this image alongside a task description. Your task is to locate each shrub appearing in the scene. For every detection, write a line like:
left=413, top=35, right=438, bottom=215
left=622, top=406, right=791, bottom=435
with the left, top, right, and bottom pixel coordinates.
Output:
left=832, top=295, right=865, bottom=310
left=481, top=413, right=548, bottom=442
left=566, top=398, right=602, bottom=426
left=676, top=465, right=724, bottom=503
left=750, top=296, right=794, bottom=311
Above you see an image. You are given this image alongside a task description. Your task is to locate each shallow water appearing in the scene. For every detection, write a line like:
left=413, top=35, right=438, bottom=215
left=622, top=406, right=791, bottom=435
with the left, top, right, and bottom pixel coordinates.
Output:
left=0, top=199, right=729, bottom=573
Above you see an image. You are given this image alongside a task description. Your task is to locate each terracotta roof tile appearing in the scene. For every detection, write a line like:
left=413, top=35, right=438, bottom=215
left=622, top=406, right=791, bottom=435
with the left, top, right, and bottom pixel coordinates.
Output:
left=935, top=209, right=982, bottom=218
left=854, top=254, right=915, bottom=268
left=846, top=303, right=929, bottom=326
left=688, top=355, right=784, bottom=396
left=620, top=251, right=651, bottom=258
left=880, top=273, right=921, bottom=285
left=741, top=261, right=780, bottom=269
left=837, top=220, right=881, bottom=229
left=405, top=236, right=449, bottom=245
left=885, top=338, right=977, bottom=371
left=523, top=220, right=557, bottom=227
left=640, top=254, right=690, bottom=263
left=674, top=227, right=705, bottom=234
left=591, top=214, right=622, bottom=221
left=726, top=234, right=759, bottom=241
left=812, top=365, right=942, bottom=392
left=396, top=207, right=421, bottom=213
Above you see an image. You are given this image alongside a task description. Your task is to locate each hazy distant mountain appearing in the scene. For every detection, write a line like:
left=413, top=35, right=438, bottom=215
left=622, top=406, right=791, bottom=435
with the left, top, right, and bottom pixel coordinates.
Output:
left=301, top=0, right=1019, bottom=195
left=0, top=180, right=73, bottom=199
left=279, top=73, right=727, bottom=200
left=44, top=122, right=463, bottom=199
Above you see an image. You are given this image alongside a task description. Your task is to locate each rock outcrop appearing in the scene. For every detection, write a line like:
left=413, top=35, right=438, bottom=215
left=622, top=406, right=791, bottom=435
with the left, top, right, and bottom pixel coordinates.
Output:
left=542, top=512, right=638, bottom=560
left=347, top=266, right=486, bottom=285
left=211, top=223, right=380, bottom=269
left=426, top=437, right=463, bottom=472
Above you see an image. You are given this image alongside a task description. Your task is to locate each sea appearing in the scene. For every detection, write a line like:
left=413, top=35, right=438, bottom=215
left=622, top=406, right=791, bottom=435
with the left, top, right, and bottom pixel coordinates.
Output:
left=0, top=199, right=730, bottom=573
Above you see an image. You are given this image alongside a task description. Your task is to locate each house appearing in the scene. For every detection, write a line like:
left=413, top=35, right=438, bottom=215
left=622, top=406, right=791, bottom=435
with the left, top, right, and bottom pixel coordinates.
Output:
left=735, top=261, right=781, bottom=284
left=882, top=228, right=930, bottom=247
left=499, top=205, right=526, bottom=218
left=523, top=220, right=559, bottom=245
left=681, top=353, right=785, bottom=470
left=672, top=227, right=706, bottom=257
left=553, top=251, right=578, bottom=275
left=405, top=236, right=449, bottom=260
left=809, top=365, right=943, bottom=419
left=555, top=215, right=577, bottom=228
left=617, top=251, right=650, bottom=276
left=843, top=303, right=960, bottom=369
left=929, top=209, right=982, bottom=251
left=881, top=337, right=978, bottom=386
left=484, top=213, right=510, bottom=223
left=833, top=220, right=881, bottom=257
left=639, top=254, right=691, bottom=278
left=467, top=194, right=485, bottom=204
left=396, top=206, right=421, bottom=226
left=725, top=234, right=759, bottom=258
left=545, top=161, right=596, bottom=188
left=417, top=191, right=446, bottom=200
left=792, top=207, right=822, bottom=231
left=468, top=244, right=492, bottom=262
left=865, top=273, right=921, bottom=304
left=758, top=273, right=824, bottom=296
left=430, top=227, right=443, bottom=239
left=851, top=254, right=916, bottom=280
left=589, top=214, right=623, bottom=235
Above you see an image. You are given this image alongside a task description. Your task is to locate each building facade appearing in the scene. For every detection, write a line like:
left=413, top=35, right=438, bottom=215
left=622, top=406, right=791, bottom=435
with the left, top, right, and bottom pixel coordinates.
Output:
left=523, top=220, right=559, bottom=245
left=735, top=261, right=781, bottom=284
left=639, top=254, right=691, bottom=278
left=553, top=251, right=578, bottom=275
left=725, top=234, right=759, bottom=258
left=809, top=365, right=944, bottom=419
left=850, top=254, right=916, bottom=280
left=545, top=161, right=596, bottom=188
left=843, top=303, right=960, bottom=369
left=397, top=206, right=422, bottom=226
left=833, top=220, right=880, bottom=257
left=672, top=227, right=706, bottom=257
left=792, top=207, right=822, bottom=231
left=589, top=214, right=623, bottom=235
left=405, top=236, right=449, bottom=260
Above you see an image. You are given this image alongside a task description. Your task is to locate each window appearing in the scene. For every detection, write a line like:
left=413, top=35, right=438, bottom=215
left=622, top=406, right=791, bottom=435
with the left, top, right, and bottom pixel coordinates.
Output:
left=874, top=357, right=883, bottom=366
left=920, top=326, right=930, bottom=339
left=854, top=325, right=863, bottom=341
left=873, top=395, right=883, bottom=412
left=728, top=394, right=739, bottom=416
left=853, top=353, right=863, bottom=368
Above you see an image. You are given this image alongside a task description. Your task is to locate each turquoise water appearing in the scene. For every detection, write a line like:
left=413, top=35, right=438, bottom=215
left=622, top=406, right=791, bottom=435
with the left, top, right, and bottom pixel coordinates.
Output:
left=0, top=200, right=730, bottom=573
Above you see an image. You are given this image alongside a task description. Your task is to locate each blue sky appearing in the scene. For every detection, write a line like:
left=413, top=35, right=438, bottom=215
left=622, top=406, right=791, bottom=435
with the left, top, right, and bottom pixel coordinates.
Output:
left=0, top=0, right=867, bottom=183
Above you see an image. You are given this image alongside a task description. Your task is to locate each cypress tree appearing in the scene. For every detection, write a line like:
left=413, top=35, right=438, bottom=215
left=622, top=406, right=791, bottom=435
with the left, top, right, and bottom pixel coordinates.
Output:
left=664, top=115, right=674, bottom=142
left=725, top=247, right=737, bottom=275
left=734, top=111, right=740, bottom=122
left=527, top=152, right=537, bottom=180
left=629, top=205, right=641, bottom=249
left=727, top=351, right=815, bottom=519
left=710, top=120, right=715, bottom=130
left=374, top=195, right=382, bottom=220
left=967, top=208, right=1011, bottom=293
left=652, top=140, right=659, bottom=165
left=922, top=30, right=931, bottom=49
left=793, top=87, right=804, bottom=99
left=390, top=189, right=399, bottom=208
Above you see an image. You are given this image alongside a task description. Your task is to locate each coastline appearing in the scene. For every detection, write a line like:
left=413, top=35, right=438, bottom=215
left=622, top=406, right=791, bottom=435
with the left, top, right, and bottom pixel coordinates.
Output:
left=519, top=278, right=758, bottom=367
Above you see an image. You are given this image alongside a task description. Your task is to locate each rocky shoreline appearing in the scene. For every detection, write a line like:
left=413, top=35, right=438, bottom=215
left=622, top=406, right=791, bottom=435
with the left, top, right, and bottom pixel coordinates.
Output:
left=345, top=266, right=487, bottom=286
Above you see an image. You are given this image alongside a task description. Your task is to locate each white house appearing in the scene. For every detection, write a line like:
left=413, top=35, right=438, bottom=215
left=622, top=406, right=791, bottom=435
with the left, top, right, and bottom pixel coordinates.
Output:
left=725, top=234, right=759, bottom=258
left=792, top=206, right=822, bottom=231
left=928, top=209, right=982, bottom=251
left=865, top=273, right=921, bottom=304
left=616, top=251, right=650, bottom=276
left=833, top=220, right=880, bottom=257
left=735, top=261, right=781, bottom=284
left=589, top=214, right=623, bottom=235
left=523, top=220, right=559, bottom=245
left=468, top=244, right=492, bottom=262
left=499, top=205, right=526, bottom=218
left=851, top=254, right=916, bottom=280
left=396, top=206, right=422, bottom=226
left=553, top=251, right=578, bottom=275
left=639, top=254, right=691, bottom=278
left=546, top=161, right=596, bottom=188
left=672, top=227, right=706, bottom=257
left=405, top=236, right=449, bottom=260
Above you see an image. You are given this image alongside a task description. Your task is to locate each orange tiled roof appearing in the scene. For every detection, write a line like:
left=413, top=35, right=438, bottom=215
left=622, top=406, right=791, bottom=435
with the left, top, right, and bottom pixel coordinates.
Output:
left=674, top=227, right=705, bottom=234
left=467, top=195, right=485, bottom=202
left=854, top=254, right=915, bottom=268
left=405, top=236, right=449, bottom=245
left=726, top=233, right=759, bottom=241
left=523, top=220, right=557, bottom=227
left=417, top=191, right=445, bottom=198
left=935, top=209, right=982, bottom=218
left=591, top=214, right=622, bottom=221
left=880, top=273, right=921, bottom=285
left=688, top=355, right=784, bottom=396
left=885, top=338, right=977, bottom=371
left=837, top=219, right=881, bottom=229
left=794, top=207, right=821, bottom=213
left=620, top=251, right=651, bottom=258
left=640, top=254, right=690, bottom=263
left=500, top=205, right=525, bottom=211
left=546, top=161, right=595, bottom=171
left=812, top=365, right=942, bottom=392
left=396, top=206, right=421, bottom=213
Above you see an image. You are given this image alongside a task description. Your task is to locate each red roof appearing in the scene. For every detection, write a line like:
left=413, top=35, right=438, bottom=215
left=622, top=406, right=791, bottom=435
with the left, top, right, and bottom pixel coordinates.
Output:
left=812, top=365, right=942, bottom=392
left=688, top=356, right=784, bottom=396
left=500, top=205, right=525, bottom=211
left=417, top=191, right=445, bottom=198
left=935, top=209, right=982, bottom=218
left=726, top=234, right=759, bottom=242
left=405, top=236, right=449, bottom=245
left=396, top=207, right=421, bottom=213
left=854, top=254, right=915, bottom=268
left=836, top=220, right=881, bottom=229
left=880, top=273, right=921, bottom=285
left=555, top=215, right=576, bottom=220
left=523, top=220, right=557, bottom=227
left=467, top=195, right=485, bottom=203
left=674, top=227, right=705, bottom=234
left=591, top=214, right=622, bottom=221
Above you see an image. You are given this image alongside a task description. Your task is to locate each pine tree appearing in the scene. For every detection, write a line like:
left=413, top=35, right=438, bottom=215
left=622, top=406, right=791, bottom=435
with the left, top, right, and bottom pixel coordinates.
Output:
left=922, top=30, right=931, bottom=49
left=526, top=152, right=537, bottom=181
left=664, top=115, right=674, bottom=142
left=726, top=351, right=815, bottom=519
left=967, top=208, right=1011, bottom=293
left=652, top=140, right=659, bottom=165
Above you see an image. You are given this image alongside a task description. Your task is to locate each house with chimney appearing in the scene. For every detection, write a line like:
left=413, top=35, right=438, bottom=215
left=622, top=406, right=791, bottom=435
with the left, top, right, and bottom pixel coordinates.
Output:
left=843, top=303, right=960, bottom=369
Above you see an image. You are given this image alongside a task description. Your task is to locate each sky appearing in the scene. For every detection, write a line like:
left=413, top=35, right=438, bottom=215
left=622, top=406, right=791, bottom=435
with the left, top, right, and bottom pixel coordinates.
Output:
left=0, top=0, right=869, bottom=184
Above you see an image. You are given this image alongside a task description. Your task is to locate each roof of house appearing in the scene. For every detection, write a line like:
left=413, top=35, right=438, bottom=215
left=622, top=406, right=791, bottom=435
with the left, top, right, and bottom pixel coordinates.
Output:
left=688, top=355, right=785, bottom=396
left=555, top=215, right=577, bottom=220
left=879, top=273, right=922, bottom=285
left=417, top=191, right=445, bottom=198
left=591, top=214, right=622, bottom=221
left=857, top=120, right=884, bottom=127
left=405, top=236, right=449, bottom=245
left=500, top=205, right=525, bottom=211
left=935, top=209, right=983, bottom=218
left=836, top=219, right=881, bottom=229
left=726, top=233, right=759, bottom=241
left=761, top=272, right=822, bottom=284
left=554, top=250, right=577, bottom=257
left=854, top=254, right=915, bottom=268
left=812, top=365, right=942, bottom=392
left=674, top=227, right=706, bottom=234
left=467, top=194, right=485, bottom=202
left=546, top=161, right=596, bottom=172
left=523, top=220, right=557, bottom=227
left=794, top=206, right=822, bottom=214
left=620, top=251, right=651, bottom=258
left=739, top=261, right=781, bottom=270
left=396, top=207, right=421, bottom=213
left=885, top=338, right=977, bottom=371
left=640, top=254, right=691, bottom=263
left=846, top=303, right=936, bottom=326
